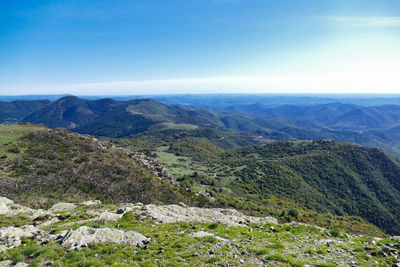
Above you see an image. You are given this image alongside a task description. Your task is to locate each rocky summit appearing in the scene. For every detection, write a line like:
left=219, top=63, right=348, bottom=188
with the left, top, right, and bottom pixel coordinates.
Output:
left=1, top=197, right=400, bottom=266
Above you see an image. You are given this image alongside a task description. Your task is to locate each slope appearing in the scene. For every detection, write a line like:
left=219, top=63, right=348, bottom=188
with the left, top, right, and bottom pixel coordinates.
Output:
left=0, top=124, right=208, bottom=208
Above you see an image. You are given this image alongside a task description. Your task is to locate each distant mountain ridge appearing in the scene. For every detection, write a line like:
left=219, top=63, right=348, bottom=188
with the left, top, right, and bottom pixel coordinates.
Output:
left=4, top=95, right=400, bottom=157
left=20, top=96, right=225, bottom=137
left=0, top=99, right=50, bottom=123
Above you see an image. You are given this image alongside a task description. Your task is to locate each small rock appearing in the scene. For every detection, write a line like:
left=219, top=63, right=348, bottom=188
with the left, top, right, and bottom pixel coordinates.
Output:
left=82, top=200, right=101, bottom=206
left=189, top=231, right=227, bottom=241
left=0, top=260, right=12, bottom=267
left=61, top=226, right=150, bottom=250
left=116, top=206, right=133, bottom=215
left=98, top=211, right=122, bottom=222
left=49, top=203, right=76, bottom=212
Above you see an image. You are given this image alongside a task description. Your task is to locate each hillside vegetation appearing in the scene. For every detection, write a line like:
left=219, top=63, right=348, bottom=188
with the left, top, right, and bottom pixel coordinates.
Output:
left=0, top=124, right=207, bottom=208
left=222, top=141, right=400, bottom=235
left=145, top=139, right=400, bottom=235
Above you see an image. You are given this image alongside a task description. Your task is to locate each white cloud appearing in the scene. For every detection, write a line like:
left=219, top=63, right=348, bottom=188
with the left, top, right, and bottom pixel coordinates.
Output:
left=4, top=56, right=400, bottom=95
left=48, top=68, right=399, bottom=95
left=322, top=16, right=400, bottom=28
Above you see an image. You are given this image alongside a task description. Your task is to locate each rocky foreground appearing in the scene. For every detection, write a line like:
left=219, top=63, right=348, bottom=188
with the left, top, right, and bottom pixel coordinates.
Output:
left=1, top=197, right=400, bottom=266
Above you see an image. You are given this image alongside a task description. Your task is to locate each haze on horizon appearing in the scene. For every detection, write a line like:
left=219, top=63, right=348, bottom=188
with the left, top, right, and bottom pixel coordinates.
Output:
left=1, top=0, right=399, bottom=95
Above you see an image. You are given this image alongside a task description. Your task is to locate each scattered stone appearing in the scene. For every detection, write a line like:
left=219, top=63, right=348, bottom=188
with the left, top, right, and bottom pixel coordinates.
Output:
left=82, top=200, right=101, bottom=206
left=116, top=206, right=133, bottom=215
left=178, top=202, right=187, bottom=207
left=0, top=225, right=45, bottom=251
left=38, top=217, right=60, bottom=227
left=49, top=203, right=76, bottom=212
left=60, top=226, right=150, bottom=250
left=189, top=231, right=227, bottom=241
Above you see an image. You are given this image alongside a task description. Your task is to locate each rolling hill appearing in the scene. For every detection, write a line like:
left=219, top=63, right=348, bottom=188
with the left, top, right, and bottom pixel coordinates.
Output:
left=0, top=124, right=208, bottom=208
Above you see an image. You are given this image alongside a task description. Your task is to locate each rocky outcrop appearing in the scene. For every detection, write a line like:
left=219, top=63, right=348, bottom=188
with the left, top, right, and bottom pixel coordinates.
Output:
left=0, top=225, right=45, bottom=251
left=3, top=197, right=400, bottom=266
left=0, top=261, right=28, bottom=267
left=0, top=197, right=47, bottom=219
left=138, top=204, right=278, bottom=227
left=123, top=150, right=175, bottom=183
left=60, top=226, right=150, bottom=250
left=86, top=137, right=174, bottom=183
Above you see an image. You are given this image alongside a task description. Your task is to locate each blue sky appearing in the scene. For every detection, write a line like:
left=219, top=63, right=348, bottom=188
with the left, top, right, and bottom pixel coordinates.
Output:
left=1, top=0, right=399, bottom=95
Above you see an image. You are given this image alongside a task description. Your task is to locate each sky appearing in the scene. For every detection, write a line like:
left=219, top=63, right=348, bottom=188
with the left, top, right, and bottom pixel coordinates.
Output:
left=0, top=0, right=399, bottom=95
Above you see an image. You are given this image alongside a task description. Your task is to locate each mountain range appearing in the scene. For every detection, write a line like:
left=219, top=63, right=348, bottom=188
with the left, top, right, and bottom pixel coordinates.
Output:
left=2, top=96, right=400, bottom=158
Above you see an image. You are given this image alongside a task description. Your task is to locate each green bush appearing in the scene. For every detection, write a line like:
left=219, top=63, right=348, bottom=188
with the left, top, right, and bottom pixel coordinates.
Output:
left=288, top=209, right=299, bottom=218
left=7, top=146, right=20, bottom=153
left=329, top=229, right=340, bottom=237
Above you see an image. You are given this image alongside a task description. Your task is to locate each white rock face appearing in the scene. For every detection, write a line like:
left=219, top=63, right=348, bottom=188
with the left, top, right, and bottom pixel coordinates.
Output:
left=0, top=225, right=43, bottom=251
left=0, top=197, right=13, bottom=206
left=97, top=211, right=123, bottom=222
left=60, top=226, right=150, bottom=250
left=0, top=261, right=28, bottom=267
left=0, top=197, right=49, bottom=219
left=0, top=261, right=13, bottom=267
left=140, top=204, right=278, bottom=227
left=0, top=202, right=9, bottom=216
left=49, top=203, right=76, bottom=212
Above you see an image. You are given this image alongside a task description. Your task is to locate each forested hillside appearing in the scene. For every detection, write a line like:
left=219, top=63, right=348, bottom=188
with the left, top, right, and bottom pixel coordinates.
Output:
left=147, top=138, right=400, bottom=235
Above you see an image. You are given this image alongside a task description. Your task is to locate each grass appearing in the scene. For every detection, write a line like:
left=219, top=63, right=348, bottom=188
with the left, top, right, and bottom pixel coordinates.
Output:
left=0, top=124, right=45, bottom=159
left=153, top=146, right=205, bottom=176
left=159, top=122, right=199, bottom=131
